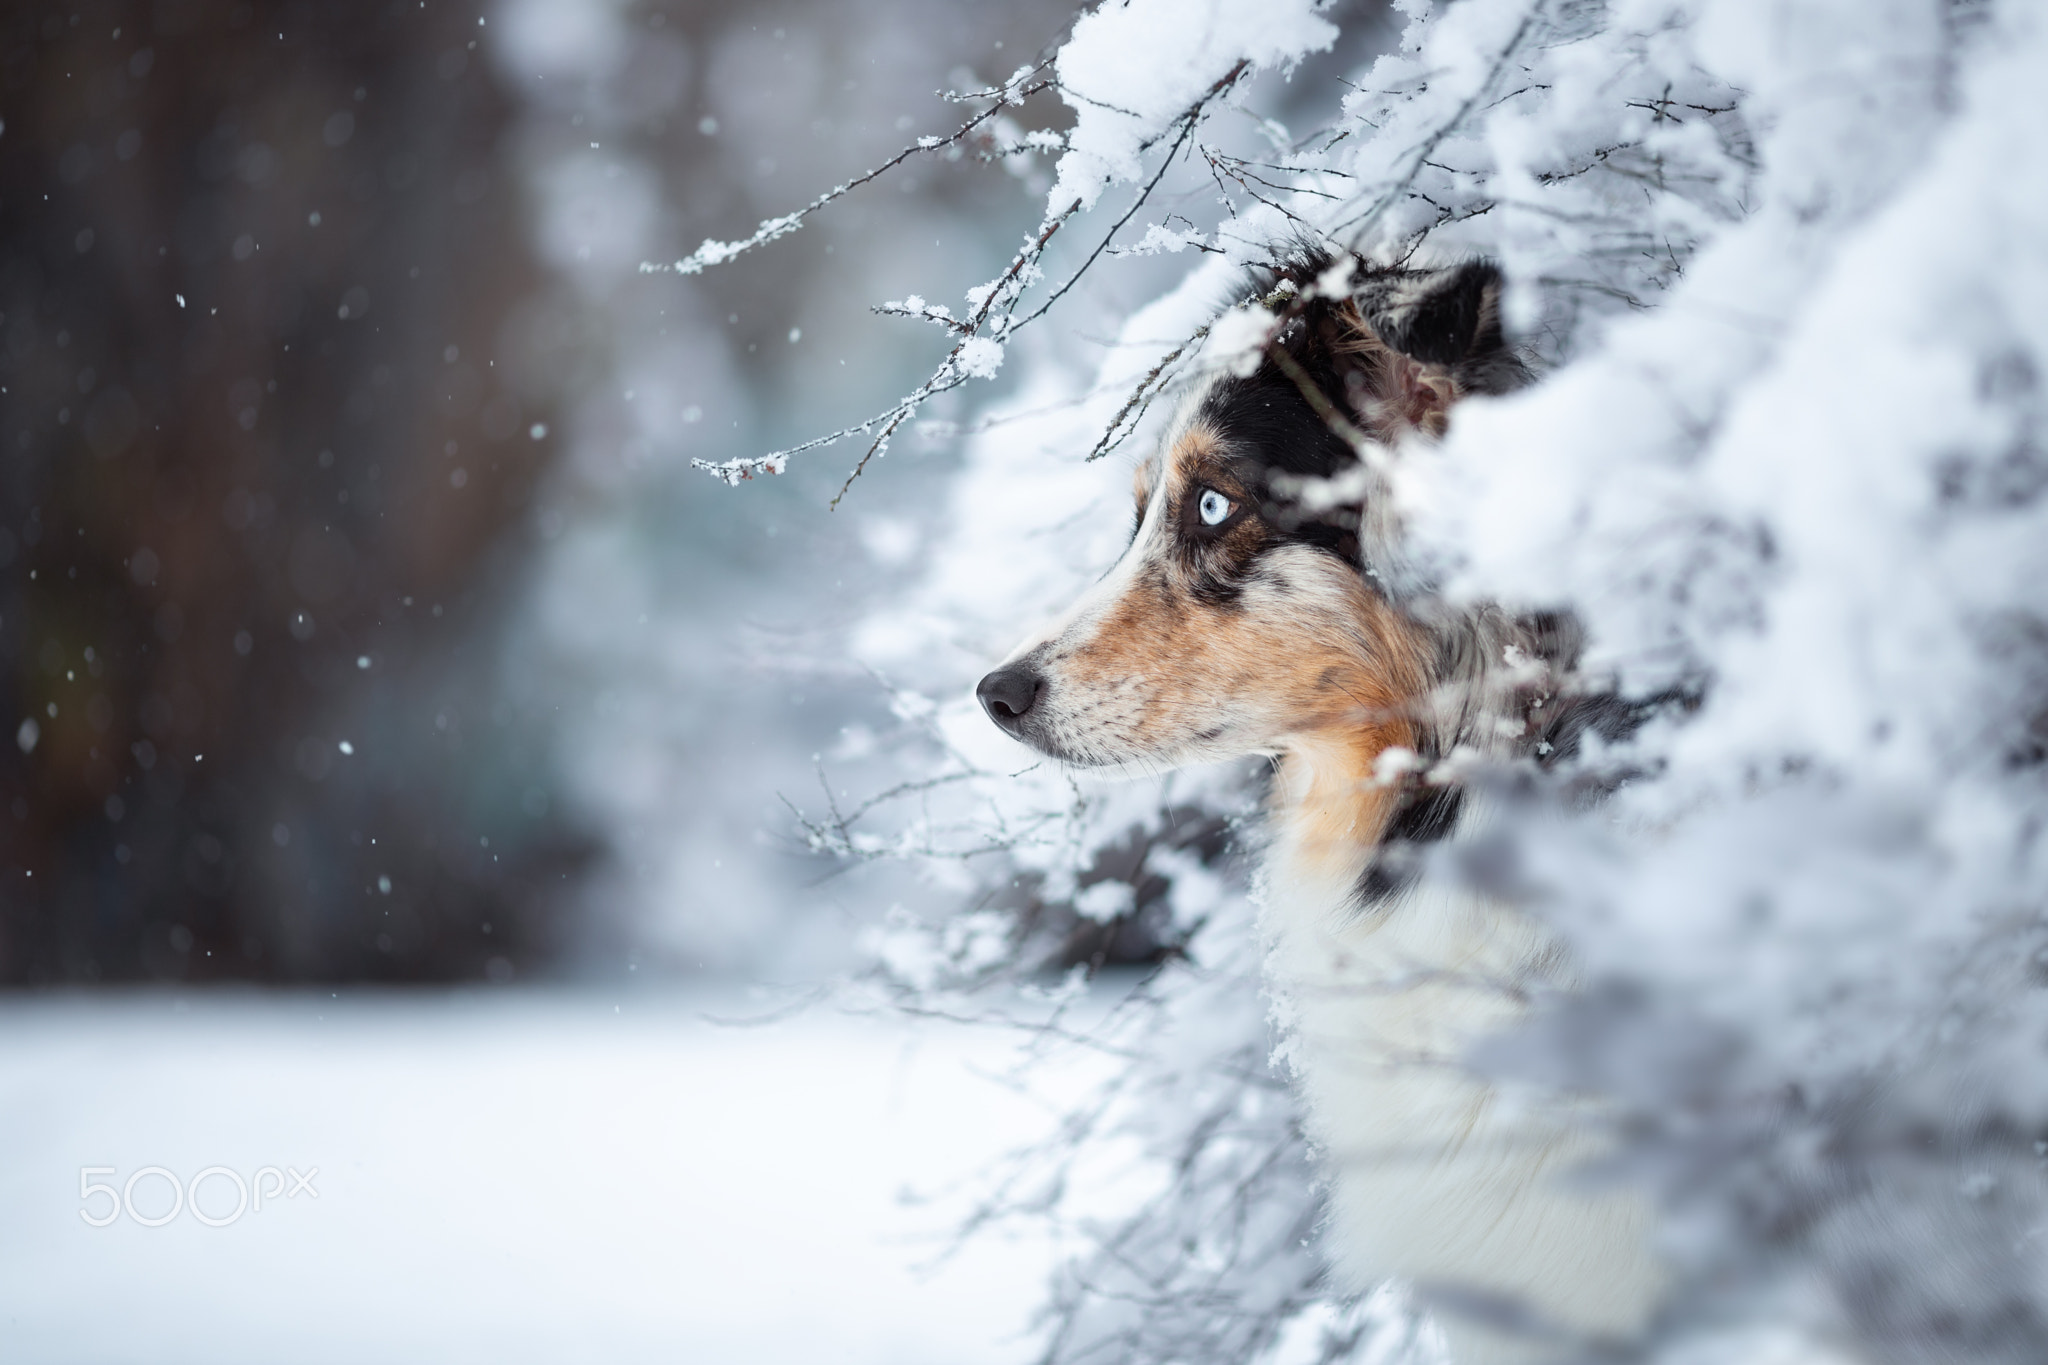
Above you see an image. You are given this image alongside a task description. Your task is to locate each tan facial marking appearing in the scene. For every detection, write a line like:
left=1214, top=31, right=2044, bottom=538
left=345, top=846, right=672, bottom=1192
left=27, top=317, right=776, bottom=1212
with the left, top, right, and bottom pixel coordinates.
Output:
left=999, top=416, right=1433, bottom=787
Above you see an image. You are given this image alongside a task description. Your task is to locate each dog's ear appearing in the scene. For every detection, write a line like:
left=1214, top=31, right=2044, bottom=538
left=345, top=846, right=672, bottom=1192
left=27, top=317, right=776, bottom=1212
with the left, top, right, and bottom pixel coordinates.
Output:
left=1235, top=252, right=1525, bottom=463
left=1355, top=262, right=1507, bottom=373
left=1334, top=260, right=1525, bottom=439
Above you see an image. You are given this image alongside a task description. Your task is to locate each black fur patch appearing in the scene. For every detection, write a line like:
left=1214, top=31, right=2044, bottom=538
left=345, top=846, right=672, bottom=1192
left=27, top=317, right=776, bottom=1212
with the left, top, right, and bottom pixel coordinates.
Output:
left=1188, top=246, right=1525, bottom=575
left=1197, top=369, right=1361, bottom=562
left=1359, top=784, right=1465, bottom=904
left=1353, top=260, right=1524, bottom=395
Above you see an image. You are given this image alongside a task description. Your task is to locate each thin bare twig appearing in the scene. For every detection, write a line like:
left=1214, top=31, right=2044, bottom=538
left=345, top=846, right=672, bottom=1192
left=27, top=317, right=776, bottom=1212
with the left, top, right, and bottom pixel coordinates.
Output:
left=1328, top=11, right=1539, bottom=244
left=641, top=63, right=1054, bottom=278
left=1084, top=323, right=1211, bottom=462
left=1007, top=66, right=1245, bottom=332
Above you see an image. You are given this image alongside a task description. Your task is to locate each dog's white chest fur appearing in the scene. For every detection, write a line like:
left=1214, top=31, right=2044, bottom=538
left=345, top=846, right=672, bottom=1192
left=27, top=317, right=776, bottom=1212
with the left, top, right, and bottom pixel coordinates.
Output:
left=1259, top=795, right=1665, bottom=1363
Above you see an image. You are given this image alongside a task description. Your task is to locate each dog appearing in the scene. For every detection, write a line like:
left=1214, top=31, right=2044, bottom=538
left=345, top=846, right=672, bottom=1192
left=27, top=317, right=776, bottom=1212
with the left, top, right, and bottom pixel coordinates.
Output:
left=976, top=251, right=1666, bottom=1363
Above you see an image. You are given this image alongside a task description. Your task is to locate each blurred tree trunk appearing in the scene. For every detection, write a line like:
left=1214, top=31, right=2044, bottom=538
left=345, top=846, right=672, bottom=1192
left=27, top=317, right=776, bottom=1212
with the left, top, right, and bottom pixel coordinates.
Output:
left=0, top=0, right=588, bottom=982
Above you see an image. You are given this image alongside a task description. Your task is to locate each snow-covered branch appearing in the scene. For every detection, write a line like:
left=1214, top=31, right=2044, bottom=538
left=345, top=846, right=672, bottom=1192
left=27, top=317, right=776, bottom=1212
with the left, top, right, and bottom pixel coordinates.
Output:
left=735, top=0, right=2048, bottom=1360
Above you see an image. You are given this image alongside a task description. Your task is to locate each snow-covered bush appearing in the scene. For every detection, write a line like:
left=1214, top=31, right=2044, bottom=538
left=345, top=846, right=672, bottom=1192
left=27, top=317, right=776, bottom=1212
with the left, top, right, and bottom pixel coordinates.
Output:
left=688, top=0, right=2048, bottom=1359
left=492, top=0, right=1082, bottom=977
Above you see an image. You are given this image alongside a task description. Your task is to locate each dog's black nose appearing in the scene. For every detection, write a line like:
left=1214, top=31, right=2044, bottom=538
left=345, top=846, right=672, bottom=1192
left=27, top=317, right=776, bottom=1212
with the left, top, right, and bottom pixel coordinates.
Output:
left=976, top=665, right=1042, bottom=730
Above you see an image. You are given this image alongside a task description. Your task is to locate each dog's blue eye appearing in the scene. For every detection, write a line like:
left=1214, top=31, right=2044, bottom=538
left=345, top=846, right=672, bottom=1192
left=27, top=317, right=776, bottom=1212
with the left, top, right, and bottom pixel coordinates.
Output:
left=1198, top=488, right=1233, bottom=526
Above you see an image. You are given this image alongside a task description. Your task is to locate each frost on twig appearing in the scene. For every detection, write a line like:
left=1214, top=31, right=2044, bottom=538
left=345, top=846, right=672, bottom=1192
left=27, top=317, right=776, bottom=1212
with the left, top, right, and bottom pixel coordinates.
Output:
left=641, top=62, right=1055, bottom=280
left=873, top=296, right=967, bottom=333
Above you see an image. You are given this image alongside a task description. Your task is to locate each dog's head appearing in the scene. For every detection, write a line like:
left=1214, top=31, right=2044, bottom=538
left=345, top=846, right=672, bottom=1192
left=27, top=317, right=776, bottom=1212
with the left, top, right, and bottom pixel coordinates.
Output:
left=976, top=253, right=1520, bottom=770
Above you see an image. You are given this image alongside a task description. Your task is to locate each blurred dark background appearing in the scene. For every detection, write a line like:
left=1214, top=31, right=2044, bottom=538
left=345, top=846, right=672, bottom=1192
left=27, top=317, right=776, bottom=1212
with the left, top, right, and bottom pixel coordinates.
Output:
left=1, top=0, right=572, bottom=983
left=0, top=0, right=1079, bottom=984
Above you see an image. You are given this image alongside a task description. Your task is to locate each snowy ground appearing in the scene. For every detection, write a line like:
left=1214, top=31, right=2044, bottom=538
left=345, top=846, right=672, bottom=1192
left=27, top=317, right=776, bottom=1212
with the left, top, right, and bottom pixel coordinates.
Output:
left=0, top=989, right=1075, bottom=1364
